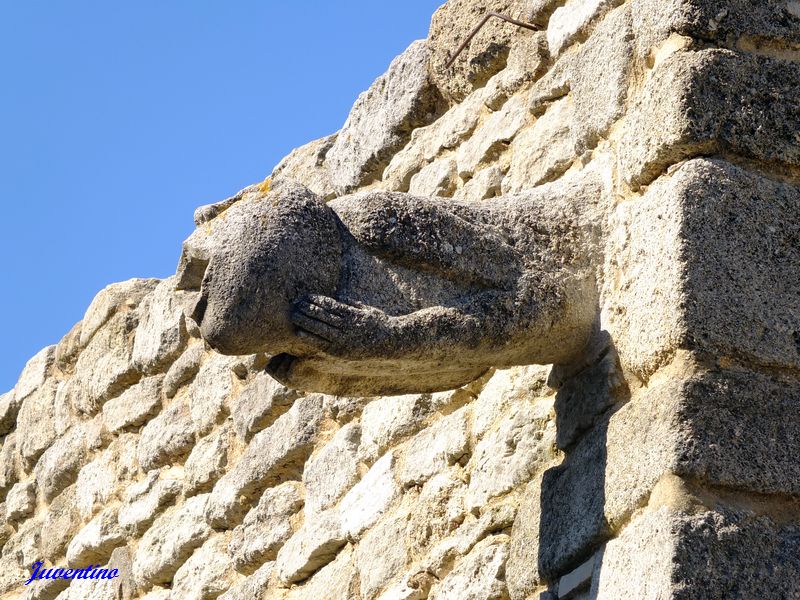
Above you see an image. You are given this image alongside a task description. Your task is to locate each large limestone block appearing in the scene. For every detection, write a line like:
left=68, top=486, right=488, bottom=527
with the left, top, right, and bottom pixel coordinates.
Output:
left=428, top=0, right=529, bottom=104
left=340, top=451, right=401, bottom=538
left=326, top=40, right=443, bottom=193
left=355, top=506, right=410, bottom=599
left=5, top=481, right=36, bottom=523
left=118, top=470, right=182, bottom=535
left=66, top=506, right=126, bottom=566
left=205, top=395, right=324, bottom=526
left=595, top=503, right=800, bottom=599
left=163, top=343, right=204, bottom=399
left=547, top=0, right=622, bottom=56
left=230, top=370, right=300, bottom=441
left=358, top=394, right=435, bottom=463
left=132, top=277, right=189, bottom=374
left=606, top=159, right=800, bottom=379
left=621, top=49, right=800, bottom=188
left=41, top=485, right=81, bottom=561
left=0, top=389, right=19, bottom=437
left=184, top=423, right=232, bottom=494
left=0, top=434, right=19, bottom=501
left=132, top=494, right=213, bottom=586
left=15, top=345, right=55, bottom=401
left=188, top=353, right=235, bottom=435
left=76, top=434, right=138, bottom=520
left=506, top=363, right=800, bottom=596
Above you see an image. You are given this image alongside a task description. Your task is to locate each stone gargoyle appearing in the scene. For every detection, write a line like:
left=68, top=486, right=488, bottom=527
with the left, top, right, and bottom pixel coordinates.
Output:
left=176, top=172, right=606, bottom=396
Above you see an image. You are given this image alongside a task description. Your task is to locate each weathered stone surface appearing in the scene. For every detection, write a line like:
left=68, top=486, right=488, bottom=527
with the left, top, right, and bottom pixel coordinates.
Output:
left=6, top=480, right=36, bottom=523
left=453, top=166, right=503, bottom=202
left=466, top=400, right=555, bottom=511
left=230, top=371, right=300, bottom=441
left=276, top=509, right=346, bottom=584
left=41, top=485, right=81, bottom=561
left=326, top=40, right=442, bottom=193
left=606, top=159, right=800, bottom=378
left=483, top=30, right=546, bottom=111
left=66, top=507, right=126, bottom=566
left=356, top=505, right=411, bottom=599
left=0, top=389, right=20, bottom=437
left=284, top=544, right=358, bottom=600
left=428, top=0, right=527, bottom=104
left=569, top=3, right=632, bottom=153
left=340, top=451, right=400, bottom=538
left=188, top=353, right=236, bottom=435
left=103, top=375, right=163, bottom=434
left=229, top=481, right=303, bottom=572
left=16, top=380, right=59, bottom=467
left=271, top=134, right=338, bottom=200
left=303, top=422, right=360, bottom=516
left=631, top=0, right=800, bottom=60
left=74, top=309, right=142, bottom=414
left=79, top=279, right=159, bottom=347
left=429, top=536, right=510, bottom=600
left=62, top=546, right=135, bottom=600
left=503, top=97, right=575, bottom=192
left=472, top=366, right=550, bottom=441
left=359, top=394, right=434, bottom=463
left=407, top=471, right=467, bottom=555
left=133, top=277, right=188, bottom=374
left=163, top=343, right=204, bottom=399
left=171, top=535, right=236, bottom=600
left=547, top=0, right=621, bottom=56
left=382, top=90, right=486, bottom=192
left=219, top=561, right=273, bottom=600
left=76, top=434, right=138, bottom=520
left=53, top=380, right=76, bottom=436
left=138, top=399, right=195, bottom=472
left=408, top=158, right=458, bottom=197
left=595, top=504, right=800, bottom=600
left=15, top=345, right=55, bottom=401
left=185, top=424, right=232, bottom=494
left=398, top=407, right=471, bottom=486
left=456, top=92, right=529, bottom=178
left=118, top=469, right=182, bottom=535
left=2, top=516, right=42, bottom=570
left=621, top=50, right=800, bottom=188
left=0, top=433, right=18, bottom=499
left=0, top=555, right=28, bottom=596
left=205, top=395, right=323, bottom=526
left=133, top=494, right=212, bottom=585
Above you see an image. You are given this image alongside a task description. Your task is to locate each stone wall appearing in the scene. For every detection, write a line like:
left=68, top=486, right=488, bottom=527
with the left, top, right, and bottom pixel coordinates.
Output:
left=1, top=0, right=799, bottom=598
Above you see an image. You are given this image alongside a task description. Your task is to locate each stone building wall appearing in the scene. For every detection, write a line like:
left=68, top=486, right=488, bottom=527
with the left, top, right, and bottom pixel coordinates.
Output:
left=1, top=0, right=799, bottom=598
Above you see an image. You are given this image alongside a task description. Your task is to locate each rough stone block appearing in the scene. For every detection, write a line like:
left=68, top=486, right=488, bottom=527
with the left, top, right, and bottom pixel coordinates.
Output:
left=117, top=470, right=182, bottom=535
left=355, top=506, right=410, bottom=599
left=595, top=504, right=800, bottom=599
left=465, top=400, right=555, bottom=511
left=15, top=345, right=55, bottom=401
left=326, top=40, right=442, bottom=193
left=184, top=423, right=232, bottom=494
left=5, top=481, right=36, bottom=523
left=132, top=277, right=188, bottom=374
left=41, top=485, right=81, bottom=562
left=631, top=0, right=800, bottom=60
left=303, top=422, right=361, bottom=516
left=358, top=394, right=434, bottom=463
left=16, top=380, right=58, bottom=467
left=171, top=535, right=236, bottom=600
left=0, top=389, right=20, bottom=437
left=76, top=435, right=138, bottom=520
left=229, top=481, right=303, bottom=573
left=137, top=399, right=195, bottom=472
left=621, top=49, right=800, bottom=188
left=408, top=158, right=457, bottom=197
left=79, top=279, right=158, bottom=347
left=397, top=407, right=471, bottom=487
left=66, top=507, right=126, bottom=566
left=270, top=134, right=338, bottom=200
left=606, top=159, right=800, bottom=379
left=230, top=371, right=300, bottom=441
left=162, top=343, right=204, bottom=399
left=547, top=0, right=622, bottom=56
left=188, top=353, right=235, bottom=435
left=102, top=375, right=163, bottom=434
left=428, top=535, right=510, bottom=600
left=340, top=451, right=400, bottom=538
left=132, top=494, right=212, bottom=586
left=275, top=509, right=346, bottom=584
left=218, top=562, right=273, bottom=600
left=205, top=395, right=323, bottom=526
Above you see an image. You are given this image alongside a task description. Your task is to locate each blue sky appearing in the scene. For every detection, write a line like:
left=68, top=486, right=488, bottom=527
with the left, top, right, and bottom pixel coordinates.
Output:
left=0, top=1, right=444, bottom=392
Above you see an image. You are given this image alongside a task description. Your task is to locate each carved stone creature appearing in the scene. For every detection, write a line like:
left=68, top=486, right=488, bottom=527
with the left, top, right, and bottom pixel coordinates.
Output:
left=177, top=172, right=607, bottom=396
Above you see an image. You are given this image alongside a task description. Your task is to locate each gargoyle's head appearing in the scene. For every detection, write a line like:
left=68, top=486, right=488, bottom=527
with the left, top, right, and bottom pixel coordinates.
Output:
left=176, top=181, right=342, bottom=356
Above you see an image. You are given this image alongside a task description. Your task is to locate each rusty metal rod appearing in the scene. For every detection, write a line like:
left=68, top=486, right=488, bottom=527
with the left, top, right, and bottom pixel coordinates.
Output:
left=444, top=12, right=539, bottom=69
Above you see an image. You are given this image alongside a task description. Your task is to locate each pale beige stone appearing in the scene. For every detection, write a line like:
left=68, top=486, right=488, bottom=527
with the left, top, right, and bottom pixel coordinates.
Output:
left=102, top=375, right=163, bottom=434
left=133, top=276, right=189, bottom=374
left=340, top=451, right=400, bottom=538
left=5, top=480, right=36, bottom=523
left=171, top=536, right=236, bottom=600
left=276, top=509, right=346, bottom=584
left=303, top=422, right=360, bottom=517
left=66, top=506, right=126, bottom=566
